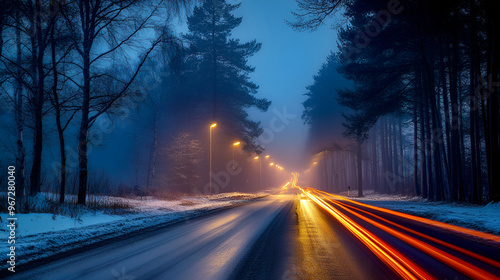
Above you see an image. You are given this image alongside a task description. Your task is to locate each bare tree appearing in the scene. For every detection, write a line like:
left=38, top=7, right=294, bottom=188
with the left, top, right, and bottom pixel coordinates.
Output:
left=48, top=0, right=79, bottom=203
left=287, top=0, right=343, bottom=31
left=60, top=0, right=190, bottom=205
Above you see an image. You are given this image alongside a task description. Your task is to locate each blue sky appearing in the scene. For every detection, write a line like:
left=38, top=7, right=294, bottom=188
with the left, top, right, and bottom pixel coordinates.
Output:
left=231, top=0, right=339, bottom=171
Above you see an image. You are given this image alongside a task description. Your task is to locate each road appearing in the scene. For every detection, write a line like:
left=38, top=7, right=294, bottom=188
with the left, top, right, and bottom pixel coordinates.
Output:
left=7, top=188, right=500, bottom=279
left=303, top=188, right=500, bottom=280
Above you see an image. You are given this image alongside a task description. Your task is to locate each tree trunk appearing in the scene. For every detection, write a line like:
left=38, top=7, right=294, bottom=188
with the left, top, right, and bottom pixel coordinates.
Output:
left=148, top=105, right=159, bottom=189
left=391, top=116, right=399, bottom=192
left=30, top=0, right=45, bottom=196
left=357, top=141, right=363, bottom=197
left=371, top=126, right=378, bottom=191
left=15, top=16, right=25, bottom=199
left=438, top=37, right=452, bottom=190
left=447, top=32, right=465, bottom=201
left=486, top=0, right=500, bottom=201
left=419, top=93, right=428, bottom=199
left=380, top=119, right=388, bottom=193
left=398, top=117, right=404, bottom=192
left=77, top=38, right=91, bottom=205
left=413, top=92, right=420, bottom=196
left=423, top=87, right=434, bottom=200
left=469, top=0, right=481, bottom=203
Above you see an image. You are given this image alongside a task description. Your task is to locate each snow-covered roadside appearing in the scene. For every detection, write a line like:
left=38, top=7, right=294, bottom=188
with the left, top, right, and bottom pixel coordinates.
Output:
left=0, top=192, right=269, bottom=269
left=343, top=190, right=500, bottom=235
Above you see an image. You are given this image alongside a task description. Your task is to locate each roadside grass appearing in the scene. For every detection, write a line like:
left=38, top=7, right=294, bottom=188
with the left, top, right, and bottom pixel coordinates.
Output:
left=0, top=192, right=132, bottom=218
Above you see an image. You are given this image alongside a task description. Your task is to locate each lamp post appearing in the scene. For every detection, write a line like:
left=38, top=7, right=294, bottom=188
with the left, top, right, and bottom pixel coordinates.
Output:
left=209, top=123, right=217, bottom=195
left=254, top=156, right=261, bottom=189
left=232, top=141, right=241, bottom=168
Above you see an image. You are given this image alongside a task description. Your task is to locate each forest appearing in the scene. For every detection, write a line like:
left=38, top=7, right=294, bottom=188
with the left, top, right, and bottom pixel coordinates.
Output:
left=0, top=0, right=499, bottom=209
left=299, top=0, right=500, bottom=203
left=0, top=0, right=289, bottom=208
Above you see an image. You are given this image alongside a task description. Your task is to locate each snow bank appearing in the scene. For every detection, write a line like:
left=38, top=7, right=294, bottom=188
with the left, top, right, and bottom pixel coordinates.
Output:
left=0, top=192, right=268, bottom=270
left=346, top=190, right=500, bottom=235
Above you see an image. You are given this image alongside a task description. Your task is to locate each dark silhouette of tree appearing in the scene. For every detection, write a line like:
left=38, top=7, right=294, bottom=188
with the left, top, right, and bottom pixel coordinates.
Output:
left=295, top=0, right=500, bottom=202
left=60, top=0, right=189, bottom=205
left=302, top=53, right=350, bottom=151
left=176, top=0, right=270, bottom=152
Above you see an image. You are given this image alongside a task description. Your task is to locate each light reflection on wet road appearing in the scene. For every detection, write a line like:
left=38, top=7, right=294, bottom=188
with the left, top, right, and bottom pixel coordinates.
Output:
left=8, top=188, right=499, bottom=280
left=291, top=194, right=394, bottom=280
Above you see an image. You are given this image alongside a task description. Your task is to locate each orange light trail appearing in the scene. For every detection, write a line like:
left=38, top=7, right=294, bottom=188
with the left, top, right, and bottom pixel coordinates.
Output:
left=329, top=198, right=500, bottom=270
left=314, top=189, right=500, bottom=243
left=304, top=191, right=435, bottom=280
left=320, top=195, right=500, bottom=280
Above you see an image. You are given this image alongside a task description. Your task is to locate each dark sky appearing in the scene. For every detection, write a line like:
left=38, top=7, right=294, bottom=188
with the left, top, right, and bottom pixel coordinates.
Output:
left=231, top=0, right=338, bottom=172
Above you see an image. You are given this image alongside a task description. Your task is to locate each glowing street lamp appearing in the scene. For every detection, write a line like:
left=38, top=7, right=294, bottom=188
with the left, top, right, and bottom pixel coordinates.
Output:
left=254, top=156, right=261, bottom=188
left=232, top=141, right=241, bottom=170
left=270, top=162, right=274, bottom=166
left=209, top=123, right=217, bottom=195
left=265, top=155, right=270, bottom=159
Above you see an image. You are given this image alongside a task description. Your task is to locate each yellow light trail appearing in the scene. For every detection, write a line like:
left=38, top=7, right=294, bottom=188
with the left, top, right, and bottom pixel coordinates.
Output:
left=303, top=190, right=435, bottom=280
left=330, top=198, right=500, bottom=270
left=322, top=196, right=500, bottom=280
left=314, top=189, right=500, bottom=243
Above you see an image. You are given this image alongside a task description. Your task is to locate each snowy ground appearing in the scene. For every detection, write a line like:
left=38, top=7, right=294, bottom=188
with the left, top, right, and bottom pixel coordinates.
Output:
left=0, top=191, right=269, bottom=269
left=342, top=190, right=500, bottom=235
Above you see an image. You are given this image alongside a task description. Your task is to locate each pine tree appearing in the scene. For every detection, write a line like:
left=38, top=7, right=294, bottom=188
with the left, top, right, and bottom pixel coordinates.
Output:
left=178, top=0, right=270, bottom=152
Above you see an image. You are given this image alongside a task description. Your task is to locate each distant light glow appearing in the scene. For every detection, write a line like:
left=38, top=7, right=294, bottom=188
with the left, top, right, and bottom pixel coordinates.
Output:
left=254, top=156, right=259, bottom=160
left=210, top=123, right=217, bottom=128
left=233, top=141, right=241, bottom=146
left=270, top=163, right=274, bottom=166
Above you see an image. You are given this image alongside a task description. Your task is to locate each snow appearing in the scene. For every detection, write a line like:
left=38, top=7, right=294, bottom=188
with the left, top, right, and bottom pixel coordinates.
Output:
left=0, top=191, right=269, bottom=270
left=116, top=192, right=268, bottom=214
left=343, top=190, right=500, bottom=235
left=7, top=194, right=295, bottom=280
left=0, top=213, right=125, bottom=236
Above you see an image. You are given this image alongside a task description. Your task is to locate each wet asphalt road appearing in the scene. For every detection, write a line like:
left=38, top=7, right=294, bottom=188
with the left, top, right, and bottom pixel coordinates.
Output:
left=5, top=188, right=500, bottom=279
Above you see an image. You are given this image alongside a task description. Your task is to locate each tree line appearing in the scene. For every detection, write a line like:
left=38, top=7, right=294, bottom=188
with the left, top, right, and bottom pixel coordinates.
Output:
left=0, top=0, right=269, bottom=206
left=297, top=0, right=499, bottom=203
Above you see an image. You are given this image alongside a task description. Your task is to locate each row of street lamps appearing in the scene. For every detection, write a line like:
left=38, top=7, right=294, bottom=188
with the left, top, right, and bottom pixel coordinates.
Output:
left=209, top=122, right=287, bottom=194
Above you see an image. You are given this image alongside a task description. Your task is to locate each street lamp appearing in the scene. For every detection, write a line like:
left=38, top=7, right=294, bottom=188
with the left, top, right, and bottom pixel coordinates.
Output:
left=254, top=156, right=261, bottom=188
left=232, top=141, right=240, bottom=170
left=209, top=123, right=217, bottom=195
